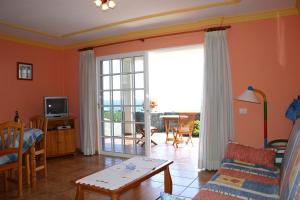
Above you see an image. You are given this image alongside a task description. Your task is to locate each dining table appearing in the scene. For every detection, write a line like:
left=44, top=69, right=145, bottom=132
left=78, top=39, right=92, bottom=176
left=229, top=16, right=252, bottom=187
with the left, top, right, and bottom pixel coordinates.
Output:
left=0, top=128, right=43, bottom=188
left=159, top=115, right=188, bottom=143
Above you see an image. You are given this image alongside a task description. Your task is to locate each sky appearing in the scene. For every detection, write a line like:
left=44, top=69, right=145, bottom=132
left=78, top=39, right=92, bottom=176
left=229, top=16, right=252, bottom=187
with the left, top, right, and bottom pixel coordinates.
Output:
left=148, top=45, right=204, bottom=113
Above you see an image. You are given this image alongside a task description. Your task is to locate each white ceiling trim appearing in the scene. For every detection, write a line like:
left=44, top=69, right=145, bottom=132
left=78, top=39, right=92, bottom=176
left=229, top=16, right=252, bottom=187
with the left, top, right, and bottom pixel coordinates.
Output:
left=0, top=0, right=240, bottom=39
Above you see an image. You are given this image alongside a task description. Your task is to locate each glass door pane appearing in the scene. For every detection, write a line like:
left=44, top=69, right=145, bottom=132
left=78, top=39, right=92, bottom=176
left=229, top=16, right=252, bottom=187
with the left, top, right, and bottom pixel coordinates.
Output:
left=98, top=54, right=148, bottom=156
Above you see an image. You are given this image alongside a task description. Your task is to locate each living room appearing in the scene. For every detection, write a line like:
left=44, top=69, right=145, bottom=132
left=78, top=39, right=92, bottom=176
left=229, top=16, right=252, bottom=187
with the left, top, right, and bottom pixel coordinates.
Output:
left=0, top=0, right=300, bottom=199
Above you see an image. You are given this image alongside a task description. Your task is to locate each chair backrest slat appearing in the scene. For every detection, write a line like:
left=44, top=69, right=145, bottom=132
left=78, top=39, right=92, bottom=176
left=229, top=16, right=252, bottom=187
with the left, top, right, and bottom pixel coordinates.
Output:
left=6, top=127, right=11, bottom=148
left=0, top=121, right=24, bottom=159
left=30, top=116, right=48, bottom=131
left=12, top=127, right=18, bottom=148
left=0, top=129, right=4, bottom=150
left=29, top=116, right=48, bottom=145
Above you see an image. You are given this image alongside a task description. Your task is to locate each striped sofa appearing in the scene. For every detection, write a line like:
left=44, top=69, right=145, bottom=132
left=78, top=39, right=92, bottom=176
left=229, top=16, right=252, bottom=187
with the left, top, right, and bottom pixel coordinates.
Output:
left=195, top=119, right=300, bottom=200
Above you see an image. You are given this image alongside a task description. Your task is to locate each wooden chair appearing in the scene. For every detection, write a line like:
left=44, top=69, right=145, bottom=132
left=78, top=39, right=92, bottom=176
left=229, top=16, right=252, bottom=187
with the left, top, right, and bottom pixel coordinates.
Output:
left=0, top=121, right=24, bottom=196
left=136, top=126, right=158, bottom=146
left=135, top=112, right=158, bottom=146
left=25, top=116, right=48, bottom=184
left=172, top=113, right=196, bottom=148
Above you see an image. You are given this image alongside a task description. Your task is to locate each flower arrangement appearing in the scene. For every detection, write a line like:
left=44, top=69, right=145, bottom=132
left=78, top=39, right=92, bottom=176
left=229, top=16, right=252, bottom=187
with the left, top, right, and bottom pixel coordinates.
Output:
left=150, top=100, right=158, bottom=109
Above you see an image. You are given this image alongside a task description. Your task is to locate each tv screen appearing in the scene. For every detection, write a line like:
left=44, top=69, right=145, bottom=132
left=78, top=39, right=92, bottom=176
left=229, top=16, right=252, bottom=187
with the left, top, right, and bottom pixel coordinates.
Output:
left=44, top=96, right=69, bottom=118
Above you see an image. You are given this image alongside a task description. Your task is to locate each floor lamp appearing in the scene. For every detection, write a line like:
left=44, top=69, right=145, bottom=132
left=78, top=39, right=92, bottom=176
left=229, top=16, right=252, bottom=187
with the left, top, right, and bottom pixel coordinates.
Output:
left=237, top=86, right=268, bottom=148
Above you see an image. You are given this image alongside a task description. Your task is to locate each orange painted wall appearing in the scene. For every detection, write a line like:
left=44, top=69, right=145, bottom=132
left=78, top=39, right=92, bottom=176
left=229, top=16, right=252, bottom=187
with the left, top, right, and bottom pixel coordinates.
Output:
left=0, top=15, right=299, bottom=149
left=230, top=16, right=300, bottom=147
left=64, top=15, right=300, bottom=148
left=62, top=50, right=80, bottom=147
left=0, top=40, right=64, bottom=124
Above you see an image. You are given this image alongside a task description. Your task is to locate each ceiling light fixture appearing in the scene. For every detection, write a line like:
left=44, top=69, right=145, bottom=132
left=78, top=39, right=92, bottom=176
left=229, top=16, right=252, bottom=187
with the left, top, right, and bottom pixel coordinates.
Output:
left=94, top=0, right=116, bottom=11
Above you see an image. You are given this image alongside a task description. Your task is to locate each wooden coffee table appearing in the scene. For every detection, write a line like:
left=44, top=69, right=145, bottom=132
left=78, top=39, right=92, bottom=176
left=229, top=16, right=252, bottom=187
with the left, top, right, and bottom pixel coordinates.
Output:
left=75, top=157, right=173, bottom=200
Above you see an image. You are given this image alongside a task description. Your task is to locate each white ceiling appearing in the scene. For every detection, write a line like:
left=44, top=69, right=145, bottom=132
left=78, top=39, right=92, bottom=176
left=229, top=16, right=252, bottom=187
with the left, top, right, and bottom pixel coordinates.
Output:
left=0, top=0, right=297, bottom=46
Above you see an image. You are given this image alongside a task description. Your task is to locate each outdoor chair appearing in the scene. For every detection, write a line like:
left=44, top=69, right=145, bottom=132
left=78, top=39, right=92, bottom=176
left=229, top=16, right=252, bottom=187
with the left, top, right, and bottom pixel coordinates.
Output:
left=136, top=125, right=158, bottom=146
left=172, top=113, right=195, bottom=148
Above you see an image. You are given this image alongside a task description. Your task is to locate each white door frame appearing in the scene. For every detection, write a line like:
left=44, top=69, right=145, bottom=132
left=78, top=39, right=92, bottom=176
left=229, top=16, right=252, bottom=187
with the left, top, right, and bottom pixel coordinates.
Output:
left=96, top=51, right=151, bottom=157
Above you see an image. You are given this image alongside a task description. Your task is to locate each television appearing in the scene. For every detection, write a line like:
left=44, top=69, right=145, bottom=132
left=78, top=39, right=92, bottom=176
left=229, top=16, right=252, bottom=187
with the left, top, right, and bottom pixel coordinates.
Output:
left=44, top=96, right=69, bottom=118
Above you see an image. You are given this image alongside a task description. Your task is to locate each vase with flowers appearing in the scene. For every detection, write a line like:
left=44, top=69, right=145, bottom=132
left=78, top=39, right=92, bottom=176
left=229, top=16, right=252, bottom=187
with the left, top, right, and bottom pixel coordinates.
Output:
left=149, top=100, right=158, bottom=111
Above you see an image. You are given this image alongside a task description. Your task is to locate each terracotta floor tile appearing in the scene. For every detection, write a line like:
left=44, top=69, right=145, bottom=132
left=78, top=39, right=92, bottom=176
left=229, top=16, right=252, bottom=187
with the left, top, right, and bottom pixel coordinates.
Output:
left=180, top=187, right=200, bottom=198
left=172, top=176, right=196, bottom=187
left=170, top=170, right=199, bottom=179
left=150, top=173, right=164, bottom=183
left=159, top=184, right=187, bottom=196
left=0, top=134, right=215, bottom=200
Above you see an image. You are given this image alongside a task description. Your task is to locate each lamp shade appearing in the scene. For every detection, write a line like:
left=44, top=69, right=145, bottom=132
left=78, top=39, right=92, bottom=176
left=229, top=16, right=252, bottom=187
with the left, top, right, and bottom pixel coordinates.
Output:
left=237, top=87, right=261, bottom=104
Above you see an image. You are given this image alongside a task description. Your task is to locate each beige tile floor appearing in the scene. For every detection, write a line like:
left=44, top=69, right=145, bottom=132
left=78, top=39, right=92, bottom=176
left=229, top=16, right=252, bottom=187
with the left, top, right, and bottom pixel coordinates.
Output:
left=0, top=133, right=214, bottom=200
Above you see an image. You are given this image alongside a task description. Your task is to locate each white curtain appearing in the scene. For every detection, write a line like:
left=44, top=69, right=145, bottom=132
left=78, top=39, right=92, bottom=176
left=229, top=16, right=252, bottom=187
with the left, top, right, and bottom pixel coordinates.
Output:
left=198, top=30, right=234, bottom=170
left=80, top=49, right=98, bottom=155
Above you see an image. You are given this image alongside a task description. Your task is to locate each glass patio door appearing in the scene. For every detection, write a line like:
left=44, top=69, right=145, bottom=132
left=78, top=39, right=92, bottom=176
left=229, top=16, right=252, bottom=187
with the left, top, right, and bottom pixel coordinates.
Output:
left=98, top=53, right=150, bottom=157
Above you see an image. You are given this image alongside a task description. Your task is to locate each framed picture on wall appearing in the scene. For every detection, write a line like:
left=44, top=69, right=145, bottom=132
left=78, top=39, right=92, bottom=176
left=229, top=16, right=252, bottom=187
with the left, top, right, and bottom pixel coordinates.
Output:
left=17, top=62, right=33, bottom=80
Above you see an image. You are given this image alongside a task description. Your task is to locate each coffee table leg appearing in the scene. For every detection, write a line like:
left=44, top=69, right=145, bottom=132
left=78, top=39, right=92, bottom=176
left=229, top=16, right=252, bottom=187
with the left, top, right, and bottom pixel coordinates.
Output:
left=75, top=185, right=84, bottom=200
left=111, top=193, right=119, bottom=200
left=164, top=166, right=172, bottom=194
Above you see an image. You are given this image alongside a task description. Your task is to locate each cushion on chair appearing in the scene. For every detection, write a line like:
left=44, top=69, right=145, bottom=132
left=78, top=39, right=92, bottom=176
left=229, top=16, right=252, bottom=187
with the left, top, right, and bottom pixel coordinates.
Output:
left=225, top=143, right=276, bottom=169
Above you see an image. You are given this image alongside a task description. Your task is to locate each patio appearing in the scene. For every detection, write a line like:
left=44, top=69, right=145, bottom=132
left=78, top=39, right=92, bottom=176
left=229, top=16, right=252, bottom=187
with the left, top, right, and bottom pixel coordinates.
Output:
left=150, top=132, right=199, bottom=171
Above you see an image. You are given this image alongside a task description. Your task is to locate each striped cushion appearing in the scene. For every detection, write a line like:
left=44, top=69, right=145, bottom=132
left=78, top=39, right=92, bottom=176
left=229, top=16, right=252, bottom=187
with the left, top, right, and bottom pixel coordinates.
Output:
left=197, top=120, right=300, bottom=200
left=198, top=160, right=280, bottom=200
left=225, top=143, right=276, bottom=169
left=280, top=119, right=300, bottom=200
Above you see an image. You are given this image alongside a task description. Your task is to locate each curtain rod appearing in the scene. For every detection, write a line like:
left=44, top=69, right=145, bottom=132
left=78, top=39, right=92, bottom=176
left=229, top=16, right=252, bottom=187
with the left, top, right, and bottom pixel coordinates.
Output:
left=78, top=47, right=94, bottom=52
left=78, top=25, right=231, bottom=51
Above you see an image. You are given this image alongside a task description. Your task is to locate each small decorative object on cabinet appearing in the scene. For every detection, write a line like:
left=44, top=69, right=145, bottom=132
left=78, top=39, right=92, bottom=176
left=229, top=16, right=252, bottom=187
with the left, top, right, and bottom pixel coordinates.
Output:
left=46, top=116, right=76, bottom=157
left=14, top=111, right=20, bottom=123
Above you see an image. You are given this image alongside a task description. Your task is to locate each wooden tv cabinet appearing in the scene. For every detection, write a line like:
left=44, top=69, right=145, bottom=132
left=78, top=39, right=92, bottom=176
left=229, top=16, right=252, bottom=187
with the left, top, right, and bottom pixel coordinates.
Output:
left=46, top=116, right=76, bottom=157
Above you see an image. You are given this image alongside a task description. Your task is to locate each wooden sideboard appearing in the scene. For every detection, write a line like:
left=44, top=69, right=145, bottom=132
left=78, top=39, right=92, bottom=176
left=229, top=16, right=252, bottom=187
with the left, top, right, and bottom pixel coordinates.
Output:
left=46, top=117, right=76, bottom=157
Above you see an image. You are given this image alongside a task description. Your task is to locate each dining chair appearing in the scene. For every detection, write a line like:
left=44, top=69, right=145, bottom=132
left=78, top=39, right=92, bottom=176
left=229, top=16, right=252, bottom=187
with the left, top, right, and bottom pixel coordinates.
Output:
left=172, top=113, right=196, bottom=148
left=0, top=121, right=24, bottom=196
left=25, top=116, right=48, bottom=184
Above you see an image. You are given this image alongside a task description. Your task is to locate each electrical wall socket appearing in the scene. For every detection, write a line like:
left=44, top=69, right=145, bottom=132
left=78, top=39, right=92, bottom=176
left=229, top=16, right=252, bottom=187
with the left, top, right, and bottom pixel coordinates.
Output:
left=239, top=108, right=247, bottom=114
